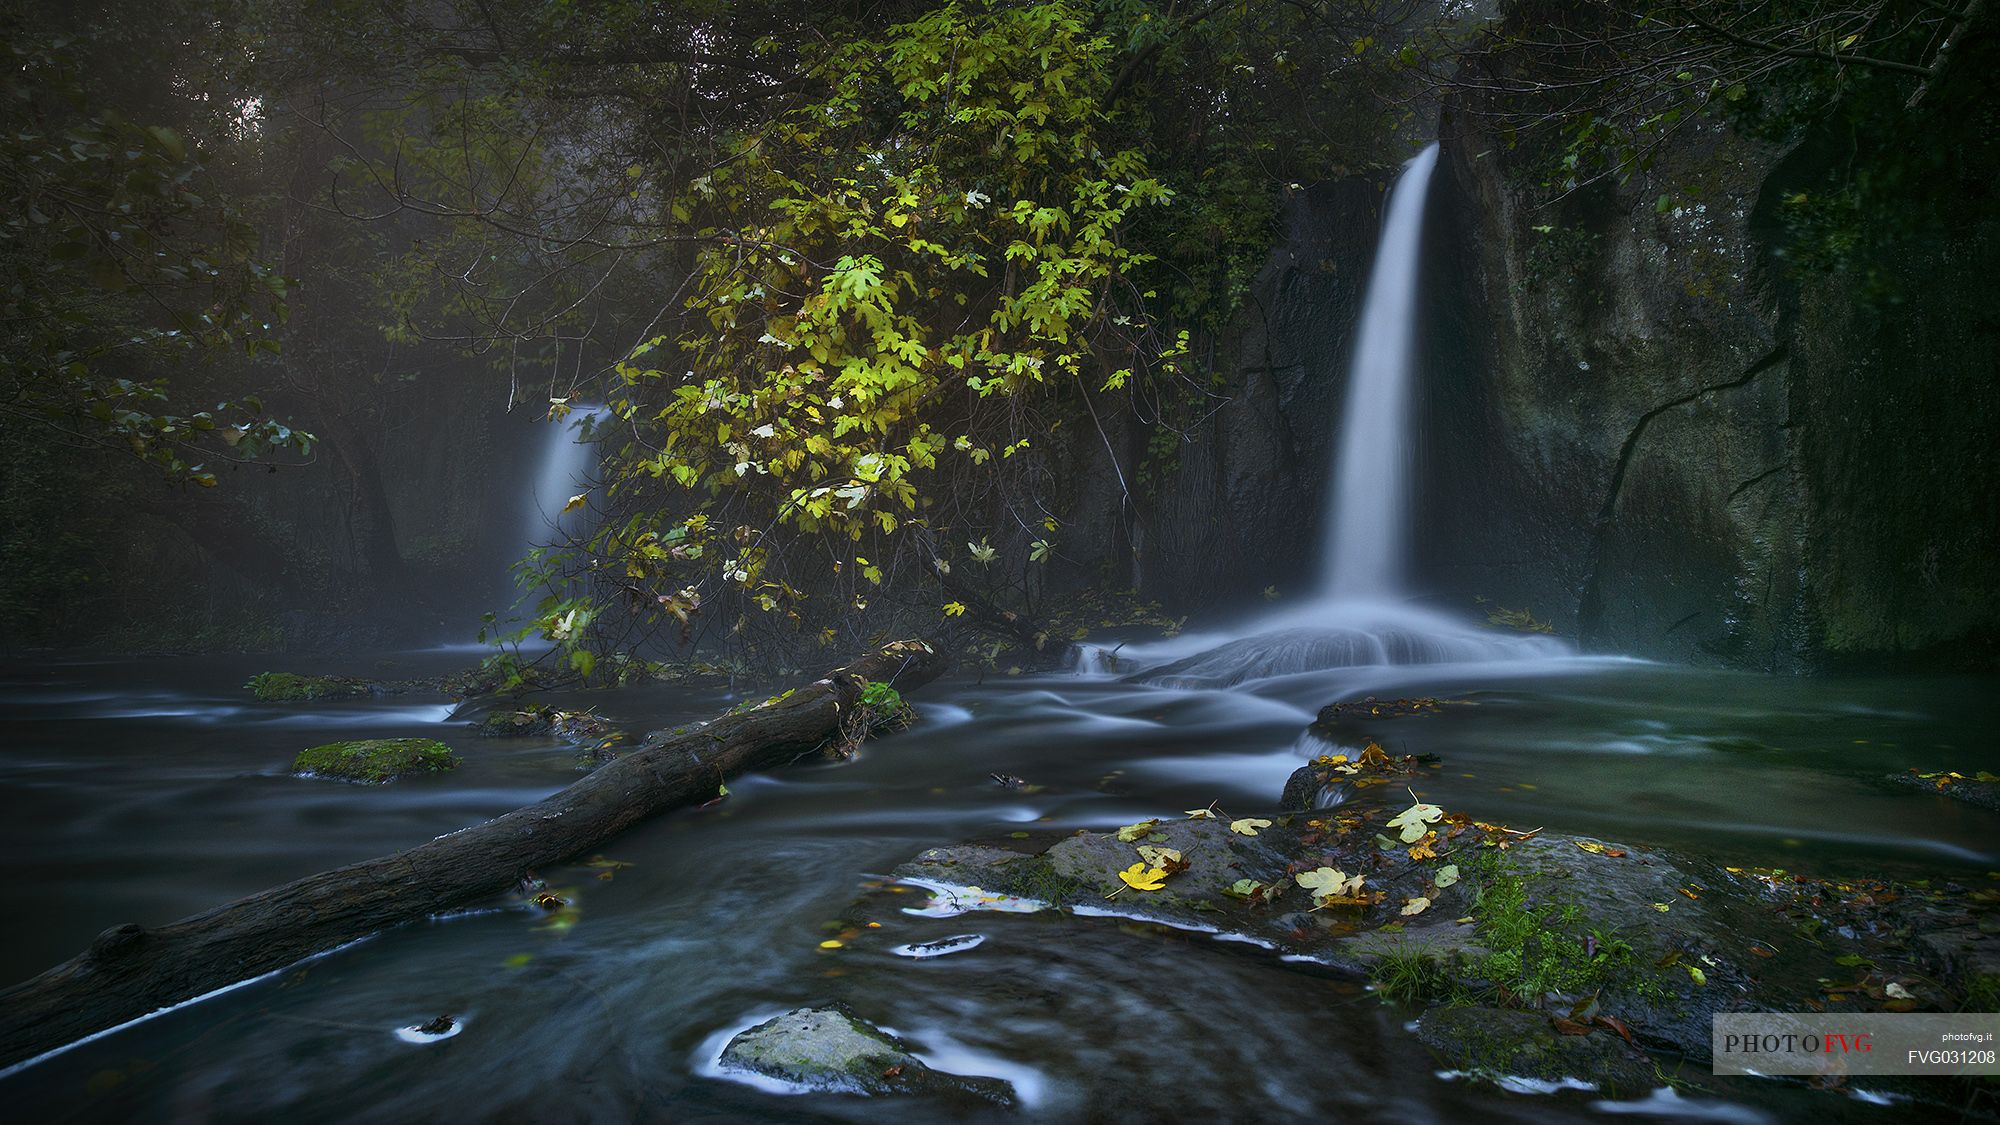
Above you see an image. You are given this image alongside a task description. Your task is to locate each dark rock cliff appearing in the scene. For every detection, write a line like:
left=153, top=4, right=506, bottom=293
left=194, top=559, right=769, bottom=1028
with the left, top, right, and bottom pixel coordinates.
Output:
left=1418, top=83, right=1998, bottom=670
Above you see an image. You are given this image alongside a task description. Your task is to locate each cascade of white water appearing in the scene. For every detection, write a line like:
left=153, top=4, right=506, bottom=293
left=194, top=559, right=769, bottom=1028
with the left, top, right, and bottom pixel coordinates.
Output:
left=1077, top=143, right=1571, bottom=686
left=1322, top=143, right=1438, bottom=599
left=523, top=403, right=608, bottom=551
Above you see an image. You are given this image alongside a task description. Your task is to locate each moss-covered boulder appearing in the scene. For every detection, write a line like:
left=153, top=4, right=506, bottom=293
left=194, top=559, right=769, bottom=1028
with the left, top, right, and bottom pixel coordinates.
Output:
left=246, top=672, right=378, bottom=702
left=291, top=738, right=458, bottom=783
left=718, top=1004, right=1012, bottom=1104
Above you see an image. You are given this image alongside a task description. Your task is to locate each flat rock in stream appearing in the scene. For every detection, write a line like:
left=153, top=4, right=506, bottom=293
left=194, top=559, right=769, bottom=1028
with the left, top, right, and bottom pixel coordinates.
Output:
left=291, top=738, right=459, bottom=783
left=718, top=1004, right=1014, bottom=1105
left=1888, top=768, right=2000, bottom=812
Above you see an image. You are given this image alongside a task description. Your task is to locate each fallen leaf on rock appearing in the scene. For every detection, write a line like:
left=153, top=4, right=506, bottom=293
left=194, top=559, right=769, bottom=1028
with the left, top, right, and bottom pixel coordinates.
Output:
left=1230, top=817, right=1273, bottom=837
left=1116, top=819, right=1161, bottom=842
left=1552, top=1017, right=1593, bottom=1036
left=1401, top=896, right=1431, bottom=916
left=1407, top=835, right=1438, bottom=861
left=1297, top=867, right=1364, bottom=902
left=1117, top=863, right=1169, bottom=892
left=1387, top=800, right=1444, bottom=843
left=1435, top=864, right=1460, bottom=889
left=1136, top=845, right=1184, bottom=870
left=1574, top=840, right=1626, bottom=858
left=1184, top=807, right=1217, bottom=820
left=1227, top=878, right=1272, bottom=900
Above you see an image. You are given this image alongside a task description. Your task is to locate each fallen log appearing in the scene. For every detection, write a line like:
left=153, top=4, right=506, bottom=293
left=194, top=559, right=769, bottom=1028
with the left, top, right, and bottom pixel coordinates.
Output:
left=0, top=639, right=945, bottom=1072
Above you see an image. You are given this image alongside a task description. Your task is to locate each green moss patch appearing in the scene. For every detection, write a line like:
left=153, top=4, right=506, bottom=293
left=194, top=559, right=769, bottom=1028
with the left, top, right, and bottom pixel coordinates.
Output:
left=247, top=672, right=374, bottom=702
left=292, top=738, right=458, bottom=783
left=1465, top=850, right=1662, bottom=1006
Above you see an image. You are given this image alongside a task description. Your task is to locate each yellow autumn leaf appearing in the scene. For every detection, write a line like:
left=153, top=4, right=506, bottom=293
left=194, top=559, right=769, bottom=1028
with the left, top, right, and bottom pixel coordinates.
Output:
left=1401, top=896, right=1432, bottom=916
left=1135, top=845, right=1183, bottom=868
left=1116, top=819, right=1160, bottom=842
left=1229, top=817, right=1273, bottom=837
left=562, top=493, right=588, bottom=513
left=1407, top=835, right=1438, bottom=861
left=1117, top=862, right=1169, bottom=892
left=1184, top=807, right=1217, bottom=820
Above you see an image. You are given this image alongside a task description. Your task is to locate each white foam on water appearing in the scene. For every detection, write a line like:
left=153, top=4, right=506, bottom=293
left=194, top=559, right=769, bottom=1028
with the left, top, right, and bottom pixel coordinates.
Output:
left=1436, top=1069, right=1597, bottom=1095
left=394, top=1018, right=464, bottom=1044
left=0, top=934, right=379, bottom=1081
left=889, top=933, right=986, bottom=959
left=895, top=878, right=1047, bottom=918
left=1590, top=1086, right=1775, bottom=1123
left=900, top=1024, right=1049, bottom=1109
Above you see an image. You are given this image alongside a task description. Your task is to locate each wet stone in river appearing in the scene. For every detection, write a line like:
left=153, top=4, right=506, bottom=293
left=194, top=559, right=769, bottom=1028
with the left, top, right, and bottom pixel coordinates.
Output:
left=718, top=1004, right=1015, bottom=1104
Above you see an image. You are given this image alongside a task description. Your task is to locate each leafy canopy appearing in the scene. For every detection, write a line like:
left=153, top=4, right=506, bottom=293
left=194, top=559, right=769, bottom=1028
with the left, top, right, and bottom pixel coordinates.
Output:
left=589, top=0, right=1178, bottom=644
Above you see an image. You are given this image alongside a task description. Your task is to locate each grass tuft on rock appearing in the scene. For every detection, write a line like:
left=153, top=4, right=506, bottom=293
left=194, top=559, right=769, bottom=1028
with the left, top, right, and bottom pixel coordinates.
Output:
left=292, top=738, right=458, bottom=783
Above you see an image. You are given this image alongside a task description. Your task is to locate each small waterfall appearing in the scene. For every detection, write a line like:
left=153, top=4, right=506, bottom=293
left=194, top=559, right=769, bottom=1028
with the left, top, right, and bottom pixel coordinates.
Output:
left=1323, top=144, right=1438, bottom=600
left=1092, top=143, right=1569, bottom=686
left=523, top=403, right=609, bottom=552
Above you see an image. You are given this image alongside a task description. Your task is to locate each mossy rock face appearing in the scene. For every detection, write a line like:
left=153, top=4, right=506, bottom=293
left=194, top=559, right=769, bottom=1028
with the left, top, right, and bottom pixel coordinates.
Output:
left=247, top=672, right=376, bottom=702
left=292, top=738, right=458, bottom=783
left=1416, top=1007, right=1658, bottom=1094
left=718, top=1004, right=1013, bottom=1104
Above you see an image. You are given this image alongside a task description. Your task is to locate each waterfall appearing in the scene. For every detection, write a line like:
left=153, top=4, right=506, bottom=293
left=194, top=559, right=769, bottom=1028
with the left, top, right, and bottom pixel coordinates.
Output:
left=523, top=403, right=608, bottom=552
left=1323, top=143, right=1438, bottom=600
left=1076, top=143, right=1571, bottom=686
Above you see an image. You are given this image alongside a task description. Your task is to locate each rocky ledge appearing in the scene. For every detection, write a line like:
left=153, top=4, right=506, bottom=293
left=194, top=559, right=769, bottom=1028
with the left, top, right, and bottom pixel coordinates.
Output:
left=883, top=741, right=1999, bottom=1102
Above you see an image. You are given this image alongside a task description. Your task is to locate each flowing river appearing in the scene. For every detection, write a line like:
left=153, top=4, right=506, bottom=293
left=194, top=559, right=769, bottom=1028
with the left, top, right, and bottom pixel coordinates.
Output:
left=1, top=649, right=1990, bottom=1122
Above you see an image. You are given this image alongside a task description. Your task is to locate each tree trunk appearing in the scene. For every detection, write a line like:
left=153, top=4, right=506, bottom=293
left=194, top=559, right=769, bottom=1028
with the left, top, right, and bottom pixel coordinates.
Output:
left=0, top=639, right=945, bottom=1072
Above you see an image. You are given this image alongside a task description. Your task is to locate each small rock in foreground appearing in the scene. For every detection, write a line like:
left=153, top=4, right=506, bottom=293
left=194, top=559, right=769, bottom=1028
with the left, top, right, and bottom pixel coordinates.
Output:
left=718, top=1004, right=1013, bottom=1105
